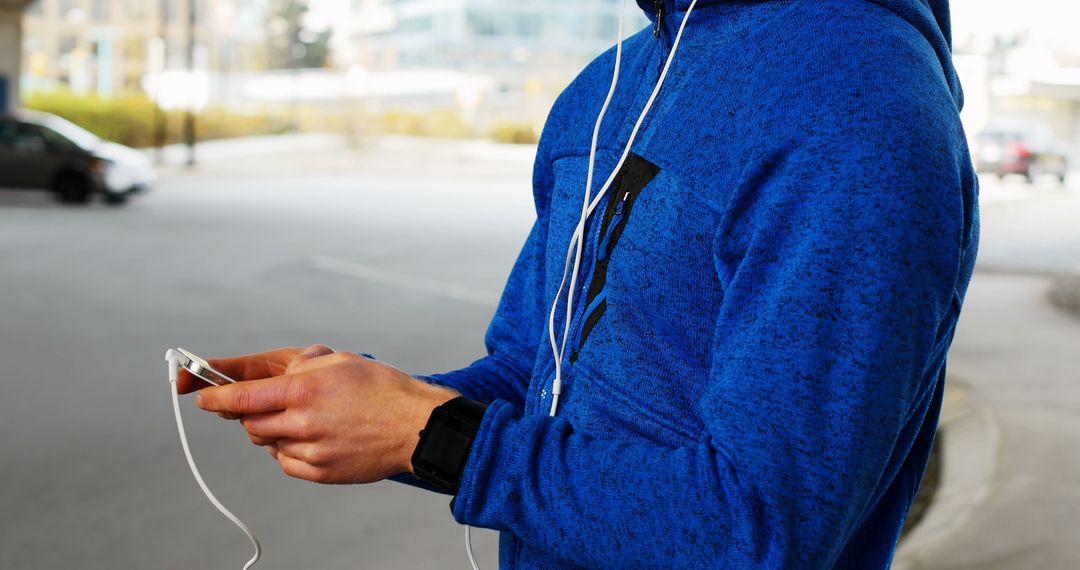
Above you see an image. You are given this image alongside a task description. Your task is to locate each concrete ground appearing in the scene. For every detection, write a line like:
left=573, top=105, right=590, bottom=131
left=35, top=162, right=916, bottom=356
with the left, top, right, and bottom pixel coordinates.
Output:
left=0, top=135, right=536, bottom=569
left=1, top=135, right=1078, bottom=569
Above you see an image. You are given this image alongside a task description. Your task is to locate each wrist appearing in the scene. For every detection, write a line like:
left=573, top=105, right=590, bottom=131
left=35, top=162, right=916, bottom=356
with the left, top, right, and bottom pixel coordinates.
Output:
left=409, top=395, right=489, bottom=494
left=401, top=385, right=457, bottom=475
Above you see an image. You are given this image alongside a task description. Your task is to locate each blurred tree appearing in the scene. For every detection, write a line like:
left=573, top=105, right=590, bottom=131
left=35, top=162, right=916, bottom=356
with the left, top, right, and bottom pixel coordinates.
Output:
left=267, top=0, right=332, bottom=69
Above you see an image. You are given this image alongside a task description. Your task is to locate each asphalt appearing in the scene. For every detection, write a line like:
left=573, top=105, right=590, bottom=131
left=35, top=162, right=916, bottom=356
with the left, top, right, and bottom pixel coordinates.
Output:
left=896, top=274, right=1080, bottom=569
left=2, top=135, right=1078, bottom=569
left=0, top=135, right=536, bottom=569
left=1049, top=275, right=1080, bottom=319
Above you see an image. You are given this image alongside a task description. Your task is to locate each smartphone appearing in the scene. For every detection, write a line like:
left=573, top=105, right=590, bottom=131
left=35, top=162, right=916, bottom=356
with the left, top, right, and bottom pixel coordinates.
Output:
left=172, top=347, right=237, bottom=386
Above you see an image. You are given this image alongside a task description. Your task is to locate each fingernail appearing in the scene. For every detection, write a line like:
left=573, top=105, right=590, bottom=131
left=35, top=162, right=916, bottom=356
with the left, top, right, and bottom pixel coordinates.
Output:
left=195, top=392, right=205, bottom=408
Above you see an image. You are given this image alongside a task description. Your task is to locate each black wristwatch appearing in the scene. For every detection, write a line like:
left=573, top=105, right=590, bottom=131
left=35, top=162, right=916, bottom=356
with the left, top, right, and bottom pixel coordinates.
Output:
left=411, top=396, right=488, bottom=494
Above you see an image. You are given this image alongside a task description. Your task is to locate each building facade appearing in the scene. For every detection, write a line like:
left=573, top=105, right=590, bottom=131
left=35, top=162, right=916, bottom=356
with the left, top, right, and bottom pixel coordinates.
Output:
left=1, top=0, right=34, bottom=113
left=21, top=0, right=270, bottom=98
left=350, top=0, right=642, bottom=73
left=338, top=0, right=647, bottom=122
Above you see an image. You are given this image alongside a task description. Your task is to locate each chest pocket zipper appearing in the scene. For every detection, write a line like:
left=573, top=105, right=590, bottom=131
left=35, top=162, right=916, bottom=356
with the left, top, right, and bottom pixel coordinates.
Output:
left=569, top=153, right=660, bottom=363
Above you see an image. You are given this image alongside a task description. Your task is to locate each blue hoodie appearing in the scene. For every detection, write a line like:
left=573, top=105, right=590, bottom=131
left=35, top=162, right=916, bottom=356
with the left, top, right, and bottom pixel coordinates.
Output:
left=418, top=0, right=979, bottom=567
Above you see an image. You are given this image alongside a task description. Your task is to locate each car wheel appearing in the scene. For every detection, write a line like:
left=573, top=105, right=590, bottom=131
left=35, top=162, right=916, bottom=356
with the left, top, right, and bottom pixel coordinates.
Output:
left=1025, top=162, right=1041, bottom=184
left=52, top=172, right=92, bottom=204
left=103, top=192, right=129, bottom=206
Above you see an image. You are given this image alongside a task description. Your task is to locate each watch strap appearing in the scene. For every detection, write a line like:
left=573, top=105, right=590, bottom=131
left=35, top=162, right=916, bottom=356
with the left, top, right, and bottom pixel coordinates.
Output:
left=411, top=396, right=488, bottom=494
left=440, top=396, right=489, bottom=424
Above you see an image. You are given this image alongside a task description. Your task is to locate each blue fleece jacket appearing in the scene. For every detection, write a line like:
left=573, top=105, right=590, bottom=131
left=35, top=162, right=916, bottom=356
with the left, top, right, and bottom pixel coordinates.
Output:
left=416, top=1, right=980, bottom=567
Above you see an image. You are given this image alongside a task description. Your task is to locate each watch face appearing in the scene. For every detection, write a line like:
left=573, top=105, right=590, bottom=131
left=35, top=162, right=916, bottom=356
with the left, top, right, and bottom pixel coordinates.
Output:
left=419, top=422, right=471, bottom=472
left=412, top=407, right=480, bottom=491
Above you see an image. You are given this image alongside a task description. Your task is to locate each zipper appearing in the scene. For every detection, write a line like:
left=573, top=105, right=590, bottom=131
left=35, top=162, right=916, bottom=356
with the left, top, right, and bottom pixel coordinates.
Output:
left=653, top=0, right=665, bottom=37
left=569, top=192, right=627, bottom=356
left=558, top=155, right=661, bottom=380
left=598, top=191, right=630, bottom=260
left=568, top=155, right=660, bottom=363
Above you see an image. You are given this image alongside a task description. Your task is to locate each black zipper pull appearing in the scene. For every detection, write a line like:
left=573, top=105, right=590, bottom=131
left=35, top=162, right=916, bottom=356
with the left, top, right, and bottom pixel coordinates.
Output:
left=654, top=0, right=664, bottom=37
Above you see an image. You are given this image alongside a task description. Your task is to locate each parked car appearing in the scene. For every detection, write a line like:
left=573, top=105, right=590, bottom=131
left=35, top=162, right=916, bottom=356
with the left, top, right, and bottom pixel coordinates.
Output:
left=974, top=124, right=1068, bottom=184
left=0, top=110, right=156, bottom=204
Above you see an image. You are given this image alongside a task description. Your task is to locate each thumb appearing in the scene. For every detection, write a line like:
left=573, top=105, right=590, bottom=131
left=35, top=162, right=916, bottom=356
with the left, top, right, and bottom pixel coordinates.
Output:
left=285, top=344, right=335, bottom=374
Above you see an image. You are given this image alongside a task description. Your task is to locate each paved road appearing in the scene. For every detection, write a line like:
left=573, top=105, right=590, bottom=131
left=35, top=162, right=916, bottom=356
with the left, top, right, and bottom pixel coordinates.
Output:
left=2, top=136, right=1078, bottom=569
left=0, top=136, right=536, bottom=569
left=898, top=274, right=1080, bottom=569
left=976, top=175, right=1080, bottom=276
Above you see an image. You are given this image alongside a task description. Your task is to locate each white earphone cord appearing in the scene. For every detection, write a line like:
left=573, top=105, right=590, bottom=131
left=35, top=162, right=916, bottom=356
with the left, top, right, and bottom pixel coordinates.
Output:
left=168, top=355, right=262, bottom=570
left=547, top=0, right=699, bottom=417
left=466, top=0, right=699, bottom=567
left=162, top=2, right=700, bottom=568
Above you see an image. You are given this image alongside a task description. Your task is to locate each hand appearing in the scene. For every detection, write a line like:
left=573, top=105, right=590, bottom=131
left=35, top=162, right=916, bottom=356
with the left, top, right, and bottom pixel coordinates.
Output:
left=176, top=346, right=316, bottom=395
left=195, top=348, right=458, bottom=485
left=178, top=345, right=330, bottom=421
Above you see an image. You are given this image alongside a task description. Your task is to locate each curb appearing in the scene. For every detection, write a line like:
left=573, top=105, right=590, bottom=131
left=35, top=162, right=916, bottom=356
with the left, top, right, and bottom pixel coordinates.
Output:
left=893, top=378, right=1001, bottom=569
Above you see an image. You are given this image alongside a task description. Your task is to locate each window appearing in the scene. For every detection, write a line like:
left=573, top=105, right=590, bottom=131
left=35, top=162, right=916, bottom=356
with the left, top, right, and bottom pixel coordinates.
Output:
left=0, top=121, right=17, bottom=148
left=60, top=0, right=83, bottom=22
left=466, top=11, right=497, bottom=37
left=398, top=15, right=434, bottom=34
left=13, top=123, right=49, bottom=153
left=39, top=126, right=84, bottom=152
left=91, top=0, right=109, bottom=21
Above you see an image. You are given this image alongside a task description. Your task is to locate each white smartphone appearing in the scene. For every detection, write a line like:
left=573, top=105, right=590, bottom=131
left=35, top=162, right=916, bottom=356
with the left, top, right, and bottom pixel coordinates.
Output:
left=172, top=347, right=237, bottom=386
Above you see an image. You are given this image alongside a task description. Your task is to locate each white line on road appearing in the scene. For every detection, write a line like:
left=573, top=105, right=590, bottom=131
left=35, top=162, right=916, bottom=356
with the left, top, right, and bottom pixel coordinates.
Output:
left=311, top=254, right=499, bottom=308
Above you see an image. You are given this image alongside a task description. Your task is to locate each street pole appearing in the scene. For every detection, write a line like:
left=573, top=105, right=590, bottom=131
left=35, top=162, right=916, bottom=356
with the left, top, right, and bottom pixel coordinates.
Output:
left=184, top=0, right=196, bottom=167
left=154, top=0, right=167, bottom=164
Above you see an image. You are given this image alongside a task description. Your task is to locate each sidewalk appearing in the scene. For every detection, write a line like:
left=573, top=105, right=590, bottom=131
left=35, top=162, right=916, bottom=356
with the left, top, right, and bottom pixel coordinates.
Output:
left=151, top=133, right=537, bottom=179
left=974, top=175, right=1080, bottom=277
left=894, top=274, right=1080, bottom=569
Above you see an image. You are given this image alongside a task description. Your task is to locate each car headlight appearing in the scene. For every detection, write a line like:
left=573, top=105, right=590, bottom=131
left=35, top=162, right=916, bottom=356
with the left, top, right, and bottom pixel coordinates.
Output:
left=90, top=158, right=114, bottom=174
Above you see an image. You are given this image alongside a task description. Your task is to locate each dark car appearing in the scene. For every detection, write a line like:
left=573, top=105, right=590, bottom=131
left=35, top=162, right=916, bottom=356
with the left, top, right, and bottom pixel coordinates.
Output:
left=0, top=111, right=156, bottom=204
left=974, top=124, right=1068, bottom=184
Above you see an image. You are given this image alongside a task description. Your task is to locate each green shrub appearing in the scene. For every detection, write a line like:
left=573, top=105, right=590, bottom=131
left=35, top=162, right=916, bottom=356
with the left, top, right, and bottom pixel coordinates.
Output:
left=23, top=90, right=290, bottom=148
left=23, top=90, right=543, bottom=146
left=490, top=121, right=540, bottom=145
left=24, top=91, right=159, bottom=147
left=379, top=109, right=476, bottom=139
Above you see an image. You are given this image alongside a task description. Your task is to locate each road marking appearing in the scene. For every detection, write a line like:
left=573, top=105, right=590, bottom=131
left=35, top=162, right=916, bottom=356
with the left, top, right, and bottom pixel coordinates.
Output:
left=311, top=254, right=499, bottom=307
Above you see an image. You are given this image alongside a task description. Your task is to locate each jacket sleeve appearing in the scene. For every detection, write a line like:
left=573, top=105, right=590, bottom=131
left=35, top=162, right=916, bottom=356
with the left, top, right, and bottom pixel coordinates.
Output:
left=447, top=113, right=978, bottom=566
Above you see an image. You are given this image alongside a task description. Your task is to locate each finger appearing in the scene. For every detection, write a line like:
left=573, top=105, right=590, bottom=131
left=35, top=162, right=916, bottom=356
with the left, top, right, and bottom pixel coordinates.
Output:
left=275, top=439, right=327, bottom=466
left=206, top=347, right=307, bottom=382
left=278, top=453, right=325, bottom=483
left=240, top=411, right=297, bottom=440
left=176, top=347, right=304, bottom=394
left=248, top=433, right=277, bottom=447
left=285, top=344, right=335, bottom=374
left=267, top=444, right=279, bottom=460
left=218, top=412, right=242, bottom=421
left=288, top=350, right=361, bottom=376
left=196, top=375, right=295, bottom=415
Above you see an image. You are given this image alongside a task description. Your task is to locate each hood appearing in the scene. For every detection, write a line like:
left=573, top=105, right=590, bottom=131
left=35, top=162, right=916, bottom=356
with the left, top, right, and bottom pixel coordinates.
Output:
left=95, top=141, right=154, bottom=168
left=636, top=0, right=963, bottom=108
